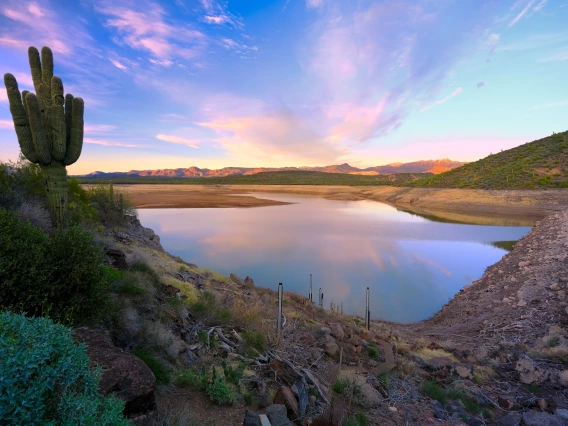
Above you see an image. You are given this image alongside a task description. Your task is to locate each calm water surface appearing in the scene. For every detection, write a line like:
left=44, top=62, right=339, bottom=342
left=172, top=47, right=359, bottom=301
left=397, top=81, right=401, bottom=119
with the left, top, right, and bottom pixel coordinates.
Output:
left=138, top=193, right=532, bottom=323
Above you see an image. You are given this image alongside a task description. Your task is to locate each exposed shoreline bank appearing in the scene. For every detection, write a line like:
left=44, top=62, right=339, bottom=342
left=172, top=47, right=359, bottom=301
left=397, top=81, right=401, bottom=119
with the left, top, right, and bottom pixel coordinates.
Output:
left=117, top=184, right=568, bottom=225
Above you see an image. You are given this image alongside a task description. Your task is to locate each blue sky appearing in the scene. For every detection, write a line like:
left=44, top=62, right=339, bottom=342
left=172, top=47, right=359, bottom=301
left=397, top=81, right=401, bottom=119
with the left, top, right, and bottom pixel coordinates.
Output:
left=0, top=0, right=567, bottom=174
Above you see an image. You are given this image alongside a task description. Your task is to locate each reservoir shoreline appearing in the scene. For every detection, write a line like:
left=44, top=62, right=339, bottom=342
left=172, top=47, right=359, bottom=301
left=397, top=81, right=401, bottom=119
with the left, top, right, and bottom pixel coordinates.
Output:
left=116, top=184, right=568, bottom=225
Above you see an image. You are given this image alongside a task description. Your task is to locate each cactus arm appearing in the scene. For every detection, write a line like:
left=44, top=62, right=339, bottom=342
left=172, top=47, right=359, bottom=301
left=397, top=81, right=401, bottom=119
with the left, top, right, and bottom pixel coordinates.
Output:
left=41, top=47, right=54, bottom=89
left=63, top=97, right=84, bottom=166
left=28, top=47, right=43, bottom=94
left=25, top=92, right=51, bottom=165
left=65, top=93, right=73, bottom=146
left=51, top=76, right=66, bottom=161
left=3, top=73, right=38, bottom=163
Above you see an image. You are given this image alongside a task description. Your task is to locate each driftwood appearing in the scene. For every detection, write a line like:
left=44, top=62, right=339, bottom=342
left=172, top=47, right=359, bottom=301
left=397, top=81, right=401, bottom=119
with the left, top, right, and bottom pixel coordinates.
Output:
left=215, top=328, right=237, bottom=349
left=301, top=367, right=330, bottom=404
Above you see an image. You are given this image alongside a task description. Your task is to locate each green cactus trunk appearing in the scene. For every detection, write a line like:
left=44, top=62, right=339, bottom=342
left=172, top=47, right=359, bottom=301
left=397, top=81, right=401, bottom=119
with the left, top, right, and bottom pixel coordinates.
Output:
left=41, top=163, right=68, bottom=227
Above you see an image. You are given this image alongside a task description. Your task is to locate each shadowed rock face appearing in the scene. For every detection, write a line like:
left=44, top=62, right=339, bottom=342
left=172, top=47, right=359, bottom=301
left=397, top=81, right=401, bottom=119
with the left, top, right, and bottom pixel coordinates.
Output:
left=72, top=328, right=156, bottom=417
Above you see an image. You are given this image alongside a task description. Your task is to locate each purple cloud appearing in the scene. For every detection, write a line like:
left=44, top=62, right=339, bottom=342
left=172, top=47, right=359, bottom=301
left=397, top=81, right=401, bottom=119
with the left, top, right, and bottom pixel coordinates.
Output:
left=477, top=81, right=485, bottom=88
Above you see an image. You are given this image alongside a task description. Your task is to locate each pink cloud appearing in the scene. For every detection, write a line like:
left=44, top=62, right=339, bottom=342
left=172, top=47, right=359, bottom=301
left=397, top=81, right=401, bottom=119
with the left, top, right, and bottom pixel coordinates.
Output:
left=97, top=3, right=205, bottom=65
left=85, top=124, right=117, bottom=133
left=0, top=120, right=14, bottom=129
left=84, top=138, right=140, bottom=148
left=156, top=134, right=199, bottom=148
left=110, top=59, right=127, bottom=70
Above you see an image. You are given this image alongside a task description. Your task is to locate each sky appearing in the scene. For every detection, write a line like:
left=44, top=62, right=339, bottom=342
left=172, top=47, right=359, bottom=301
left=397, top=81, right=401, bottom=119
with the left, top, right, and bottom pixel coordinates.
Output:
left=0, top=0, right=567, bottom=175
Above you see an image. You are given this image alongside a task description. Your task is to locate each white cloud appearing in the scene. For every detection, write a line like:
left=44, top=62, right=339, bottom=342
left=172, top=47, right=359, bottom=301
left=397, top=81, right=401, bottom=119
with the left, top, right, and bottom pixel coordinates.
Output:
left=420, top=87, right=463, bottom=112
left=156, top=134, right=199, bottom=148
left=509, top=0, right=537, bottom=27
left=84, top=138, right=140, bottom=148
left=306, top=0, right=323, bottom=8
left=110, top=59, right=127, bottom=70
left=530, top=100, right=568, bottom=110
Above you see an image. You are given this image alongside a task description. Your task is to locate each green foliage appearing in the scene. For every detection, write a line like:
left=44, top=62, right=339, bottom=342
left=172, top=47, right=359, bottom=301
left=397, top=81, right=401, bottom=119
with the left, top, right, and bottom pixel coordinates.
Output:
left=206, top=374, right=235, bottom=405
left=79, top=171, right=432, bottom=186
left=0, top=208, right=111, bottom=325
left=421, top=380, right=447, bottom=403
left=132, top=348, right=171, bottom=384
left=405, top=131, right=568, bottom=189
left=368, top=346, right=379, bottom=359
left=342, top=412, right=368, bottom=426
left=67, top=177, right=98, bottom=225
left=176, top=367, right=210, bottom=390
left=221, top=361, right=245, bottom=386
left=548, top=336, right=561, bottom=347
left=243, top=392, right=252, bottom=405
left=86, top=183, right=136, bottom=227
left=129, top=261, right=160, bottom=286
left=0, top=311, right=128, bottom=425
left=242, top=331, right=267, bottom=354
left=333, top=380, right=347, bottom=393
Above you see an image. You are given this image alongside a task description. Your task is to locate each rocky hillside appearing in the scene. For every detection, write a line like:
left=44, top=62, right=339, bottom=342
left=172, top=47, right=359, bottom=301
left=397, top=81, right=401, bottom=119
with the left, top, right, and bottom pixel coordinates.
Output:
left=406, top=131, right=568, bottom=189
left=82, top=159, right=464, bottom=179
left=83, top=208, right=568, bottom=426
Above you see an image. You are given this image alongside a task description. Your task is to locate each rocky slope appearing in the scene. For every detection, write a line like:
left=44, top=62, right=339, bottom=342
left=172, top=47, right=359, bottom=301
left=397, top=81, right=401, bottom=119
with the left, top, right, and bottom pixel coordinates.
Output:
left=85, top=210, right=568, bottom=426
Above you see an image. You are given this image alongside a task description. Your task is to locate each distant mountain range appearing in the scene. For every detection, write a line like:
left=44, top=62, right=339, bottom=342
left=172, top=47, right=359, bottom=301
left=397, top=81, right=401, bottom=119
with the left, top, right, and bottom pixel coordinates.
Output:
left=82, top=159, right=465, bottom=178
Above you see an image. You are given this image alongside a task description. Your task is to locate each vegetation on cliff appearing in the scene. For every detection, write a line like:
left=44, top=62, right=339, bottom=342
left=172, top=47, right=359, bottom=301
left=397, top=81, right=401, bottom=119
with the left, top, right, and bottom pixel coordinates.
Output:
left=406, top=131, right=568, bottom=189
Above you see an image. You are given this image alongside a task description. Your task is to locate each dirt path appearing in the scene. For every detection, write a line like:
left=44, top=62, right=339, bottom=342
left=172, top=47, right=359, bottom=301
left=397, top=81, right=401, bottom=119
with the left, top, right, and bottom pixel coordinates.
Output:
left=116, top=184, right=568, bottom=224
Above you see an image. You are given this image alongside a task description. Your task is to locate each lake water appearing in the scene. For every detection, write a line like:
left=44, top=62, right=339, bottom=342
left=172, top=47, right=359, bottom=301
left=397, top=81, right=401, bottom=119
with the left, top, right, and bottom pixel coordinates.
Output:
left=138, top=193, right=532, bottom=323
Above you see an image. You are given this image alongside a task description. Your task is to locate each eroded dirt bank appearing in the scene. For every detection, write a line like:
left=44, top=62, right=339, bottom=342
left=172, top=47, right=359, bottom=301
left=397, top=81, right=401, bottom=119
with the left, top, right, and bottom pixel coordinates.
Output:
left=117, top=184, right=568, bottom=225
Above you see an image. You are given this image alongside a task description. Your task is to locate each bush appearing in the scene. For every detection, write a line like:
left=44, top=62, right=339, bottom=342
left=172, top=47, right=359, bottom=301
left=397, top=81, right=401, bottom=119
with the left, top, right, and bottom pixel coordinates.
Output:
left=206, top=374, right=235, bottom=405
left=335, top=371, right=380, bottom=408
left=242, top=331, right=267, bottom=355
left=0, top=311, right=128, bottom=425
left=86, top=182, right=136, bottom=227
left=0, top=209, right=111, bottom=325
left=132, top=348, right=171, bottom=384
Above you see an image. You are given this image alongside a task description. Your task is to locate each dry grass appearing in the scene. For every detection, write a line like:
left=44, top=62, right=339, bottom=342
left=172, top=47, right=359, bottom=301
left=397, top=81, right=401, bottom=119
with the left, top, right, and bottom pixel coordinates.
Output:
left=415, top=347, right=458, bottom=362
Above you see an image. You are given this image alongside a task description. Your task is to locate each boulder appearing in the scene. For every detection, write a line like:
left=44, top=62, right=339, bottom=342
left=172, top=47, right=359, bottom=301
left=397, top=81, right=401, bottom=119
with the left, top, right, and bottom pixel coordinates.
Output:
left=230, top=273, right=245, bottom=286
left=330, top=323, right=345, bottom=340
left=347, top=335, right=360, bottom=346
left=265, top=404, right=293, bottom=426
left=244, top=276, right=255, bottom=286
left=274, top=386, right=299, bottom=420
left=258, top=383, right=273, bottom=408
left=454, top=364, right=473, bottom=379
left=324, top=342, right=339, bottom=357
left=72, top=328, right=156, bottom=417
left=243, top=410, right=259, bottom=426
left=522, top=410, right=562, bottom=426
left=497, top=412, right=522, bottom=426
left=556, top=409, right=568, bottom=423
left=426, top=357, right=455, bottom=370
left=106, top=248, right=127, bottom=269
left=299, top=332, right=316, bottom=346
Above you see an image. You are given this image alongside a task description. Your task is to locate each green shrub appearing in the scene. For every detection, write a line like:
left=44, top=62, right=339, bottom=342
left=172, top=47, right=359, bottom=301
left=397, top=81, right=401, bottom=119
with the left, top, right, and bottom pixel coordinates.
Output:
left=368, top=346, right=379, bottom=359
left=67, top=177, right=99, bottom=225
left=129, top=262, right=161, bottom=286
left=0, top=209, right=111, bottom=325
left=206, top=375, right=235, bottom=405
left=0, top=311, right=128, bottom=425
left=548, top=336, right=561, bottom=347
left=333, top=380, right=347, bottom=393
left=242, top=331, right=267, bottom=354
left=342, top=412, right=368, bottom=426
left=421, top=380, right=447, bottom=403
left=86, top=182, right=136, bottom=227
left=221, top=361, right=245, bottom=386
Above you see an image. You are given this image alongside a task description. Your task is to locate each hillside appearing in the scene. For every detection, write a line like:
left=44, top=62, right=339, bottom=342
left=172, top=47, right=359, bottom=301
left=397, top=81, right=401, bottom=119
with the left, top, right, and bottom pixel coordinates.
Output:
left=82, top=159, right=463, bottom=179
left=405, top=132, right=568, bottom=189
left=79, top=170, right=433, bottom=186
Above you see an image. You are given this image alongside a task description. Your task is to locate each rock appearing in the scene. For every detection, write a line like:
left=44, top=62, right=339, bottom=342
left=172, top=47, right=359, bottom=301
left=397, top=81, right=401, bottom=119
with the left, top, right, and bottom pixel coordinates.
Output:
left=522, top=410, right=562, bottom=426
left=324, top=342, right=339, bottom=357
left=106, top=248, right=128, bottom=269
left=261, top=294, right=271, bottom=303
left=323, top=334, right=336, bottom=344
left=556, top=409, right=568, bottom=422
left=498, top=395, right=515, bottom=409
left=274, top=386, right=299, bottom=420
left=347, top=335, right=361, bottom=346
left=516, top=356, right=549, bottom=384
left=309, top=395, right=317, bottom=406
left=454, top=364, right=473, bottom=379
left=244, top=276, right=255, bottom=286
left=432, top=401, right=447, bottom=420
left=162, top=284, right=180, bottom=296
left=299, top=332, right=316, bottom=346
left=467, top=418, right=484, bottom=426
left=354, top=345, right=362, bottom=354
left=230, top=273, right=245, bottom=286
left=72, top=328, right=156, bottom=416
left=265, top=404, right=293, bottom=426
left=310, top=348, right=323, bottom=360
left=243, top=410, right=259, bottom=426
left=329, top=323, right=345, bottom=340
left=426, top=357, right=455, bottom=370
left=319, top=327, right=332, bottom=335
left=550, top=283, right=561, bottom=291
left=519, top=261, right=531, bottom=267
left=445, top=400, right=466, bottom=417
left=498, top=412, right=522, bottom=426
left=367, top=359, right=378, bottom=368
left=258, top=383, right=273, bottom=409
left=362, top=329, right=375, bottom=341
left=388, top=406, right=398, bottom=413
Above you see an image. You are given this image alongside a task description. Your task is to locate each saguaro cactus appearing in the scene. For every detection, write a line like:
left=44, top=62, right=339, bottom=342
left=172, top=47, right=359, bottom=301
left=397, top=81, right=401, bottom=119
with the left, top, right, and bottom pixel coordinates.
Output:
left=4, top=46, right=84, bottom=226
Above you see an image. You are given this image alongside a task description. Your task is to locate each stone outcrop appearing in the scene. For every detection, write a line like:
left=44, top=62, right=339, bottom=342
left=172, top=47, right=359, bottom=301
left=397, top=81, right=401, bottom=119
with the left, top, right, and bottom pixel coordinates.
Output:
left=72, top=328, right=156, bottom=417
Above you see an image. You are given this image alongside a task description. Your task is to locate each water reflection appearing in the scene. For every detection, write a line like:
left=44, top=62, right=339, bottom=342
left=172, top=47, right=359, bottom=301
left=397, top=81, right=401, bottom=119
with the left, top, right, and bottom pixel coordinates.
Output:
left=138, top=193, right=531, bottom=323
